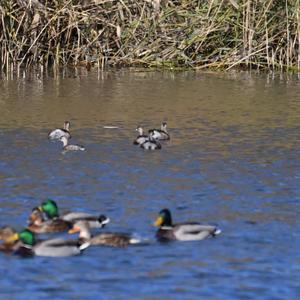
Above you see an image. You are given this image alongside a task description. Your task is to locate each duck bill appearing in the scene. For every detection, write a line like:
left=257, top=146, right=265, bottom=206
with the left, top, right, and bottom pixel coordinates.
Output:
left=6, top=233, right=19, bottom=243
left=38, top=206, right=43, bottom=212
left=154, top=216, right=163, bottom=227
left=68, top=226, right=80, bottom=234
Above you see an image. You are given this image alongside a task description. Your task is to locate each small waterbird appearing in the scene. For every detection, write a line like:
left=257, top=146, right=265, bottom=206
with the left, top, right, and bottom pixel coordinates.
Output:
left=69, top=220, right=141, bottom=248
left=48, top=121, right=71, bottom=140
left=148, top=122, right=170, bottom=141
left=154, top=209, right=221, bottom=241
left=133, top=126, right=149, bottom=145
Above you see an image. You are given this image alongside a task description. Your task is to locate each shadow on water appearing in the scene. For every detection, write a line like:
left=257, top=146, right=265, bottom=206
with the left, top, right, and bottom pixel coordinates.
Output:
left=0, top=70, right=299, bottom=299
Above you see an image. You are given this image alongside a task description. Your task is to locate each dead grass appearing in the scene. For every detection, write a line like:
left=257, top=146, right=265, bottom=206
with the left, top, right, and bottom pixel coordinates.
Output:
left=0, top=0, right=299, bottom=72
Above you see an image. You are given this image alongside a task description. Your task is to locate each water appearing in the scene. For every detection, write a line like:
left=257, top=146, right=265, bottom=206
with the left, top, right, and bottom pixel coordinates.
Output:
left=0, top=69, right=299, bottom=299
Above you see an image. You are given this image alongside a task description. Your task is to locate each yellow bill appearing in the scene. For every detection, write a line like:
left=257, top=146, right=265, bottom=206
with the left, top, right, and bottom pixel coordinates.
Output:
left=154, top=216, right=163, bottom=227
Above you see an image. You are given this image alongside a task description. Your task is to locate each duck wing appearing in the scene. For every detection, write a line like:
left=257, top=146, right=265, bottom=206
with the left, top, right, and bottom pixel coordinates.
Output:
left=62, top=212, right=95, bottom=222
left=133, top=135, right=149, bottom=145
left=90, top=233, right=136, bottom=247
left=62, top=212, right=109, bottom=228
left=173, top=223, right=221, bottom=241
left=34, top=238, right=87, bottom=257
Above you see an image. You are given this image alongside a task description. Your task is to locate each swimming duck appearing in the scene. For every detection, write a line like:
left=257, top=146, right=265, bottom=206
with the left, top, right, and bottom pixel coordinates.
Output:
left=48, top=121, right=71, bottom=140
left=140, top=131, right=161, bottom=150
left=6, top=229, right=89, bottom=257
left=154, top=209, right=221, bottom=241
left=60, top=136, right=85, bottom=152
left=69, top=220, right=140, bottom=248
left=37, top=199, right=110, bottom=229
left=27, top=207, right=73, bottom=233
left=133, top=126, right=149, bottom=145
left=149, top=122, right=170, bottom=141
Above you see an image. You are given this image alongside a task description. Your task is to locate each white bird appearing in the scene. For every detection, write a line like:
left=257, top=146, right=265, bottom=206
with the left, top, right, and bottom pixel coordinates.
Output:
left=48, top=121, right=71, bottom=140
left=133, top=126, right=149, bottom=145
left=148, top=122, right=170, bottom=141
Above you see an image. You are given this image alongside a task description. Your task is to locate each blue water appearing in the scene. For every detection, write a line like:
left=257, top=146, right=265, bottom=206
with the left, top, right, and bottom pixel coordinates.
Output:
left=0, top=70, right=299, bottom=299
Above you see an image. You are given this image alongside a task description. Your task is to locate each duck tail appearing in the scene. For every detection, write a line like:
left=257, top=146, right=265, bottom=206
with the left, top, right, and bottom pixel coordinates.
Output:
left=79, top=242, right=90, bottom=251
left=98, top=215, right=110, bottom=227
left=213, top=228, right=222, bottom=236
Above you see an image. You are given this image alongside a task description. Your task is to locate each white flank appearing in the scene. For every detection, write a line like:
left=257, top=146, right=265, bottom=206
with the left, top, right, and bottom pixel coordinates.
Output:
left=79, top=242, right=90, bottom=251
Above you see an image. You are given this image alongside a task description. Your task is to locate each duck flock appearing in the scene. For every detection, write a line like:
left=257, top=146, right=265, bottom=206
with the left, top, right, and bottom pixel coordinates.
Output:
left=48, top=120, right=170, bottom=152
left=0, top=122, right=221, bottom=258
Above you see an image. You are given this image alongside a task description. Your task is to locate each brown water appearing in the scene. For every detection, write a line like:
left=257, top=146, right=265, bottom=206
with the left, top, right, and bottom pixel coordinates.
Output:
left=0, top=69, right=299, bottom=299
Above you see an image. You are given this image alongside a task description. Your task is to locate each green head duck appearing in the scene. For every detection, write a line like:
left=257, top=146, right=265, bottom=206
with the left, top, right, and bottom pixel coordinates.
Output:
left=39, top=199, right=59, bottom=219
left=7, top=229, right=36, bottom=246
left=19, top=229, right=36, bottom=246
left=155, top=209, right=173, bottom=227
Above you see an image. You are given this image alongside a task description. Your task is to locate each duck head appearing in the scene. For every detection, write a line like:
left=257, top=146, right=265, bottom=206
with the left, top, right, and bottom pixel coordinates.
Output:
left=39, top=199, right=59, bottom=219
left=64, top=121, right=70, bottom=131
left=28, top=207, right=44, bottom=225
left=154, top=209, right=172, bottom=227
left=161, top=122, right=168, bottom=132
left=7, top=229, right=36, bottom=246
left=136, top=126, right=144, bottom=135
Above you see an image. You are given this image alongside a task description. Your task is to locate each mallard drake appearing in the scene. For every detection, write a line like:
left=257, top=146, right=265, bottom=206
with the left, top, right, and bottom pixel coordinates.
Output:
left=48, top=121, right=71, bottom=140
left=69, top=221, right=140, bottom=248
left=27, top=207, right=73, bottom=233
left=6, top=229, right=89, bottom=257
left=154, top=209, right=221, bottom=241
left=133, top=126, right=149, bottom=145
left=140, top=131, right=161, bottom=150
left=59, top=136, right=85, bottom=152
left=149, top=122, right=170, bottom=141
left=38, top=199, right=110, bottom=229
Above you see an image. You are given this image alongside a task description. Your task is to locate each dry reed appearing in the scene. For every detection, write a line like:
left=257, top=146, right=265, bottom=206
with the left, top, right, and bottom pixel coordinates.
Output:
left=0, top=0, right=299, bottom=72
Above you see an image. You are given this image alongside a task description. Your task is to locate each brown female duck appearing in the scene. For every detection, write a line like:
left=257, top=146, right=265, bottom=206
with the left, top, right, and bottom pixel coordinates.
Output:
left=0, top=226, right=18, bottom=253
left=27, top=207, right=73, bottom=233
left=69, top=221, right=140, bottom=248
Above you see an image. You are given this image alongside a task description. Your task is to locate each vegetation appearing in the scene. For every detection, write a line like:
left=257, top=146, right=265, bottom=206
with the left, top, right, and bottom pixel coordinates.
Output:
left=0, top=0, right=299, bottom=71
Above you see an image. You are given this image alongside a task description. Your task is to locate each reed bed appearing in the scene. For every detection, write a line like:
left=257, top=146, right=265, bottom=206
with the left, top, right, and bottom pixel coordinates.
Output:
left=0, top=0, right=299, bottom=71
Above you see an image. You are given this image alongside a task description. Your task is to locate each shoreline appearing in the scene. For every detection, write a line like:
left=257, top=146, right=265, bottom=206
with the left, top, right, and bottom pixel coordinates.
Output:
left=1, top=1, right=299, bottom=72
